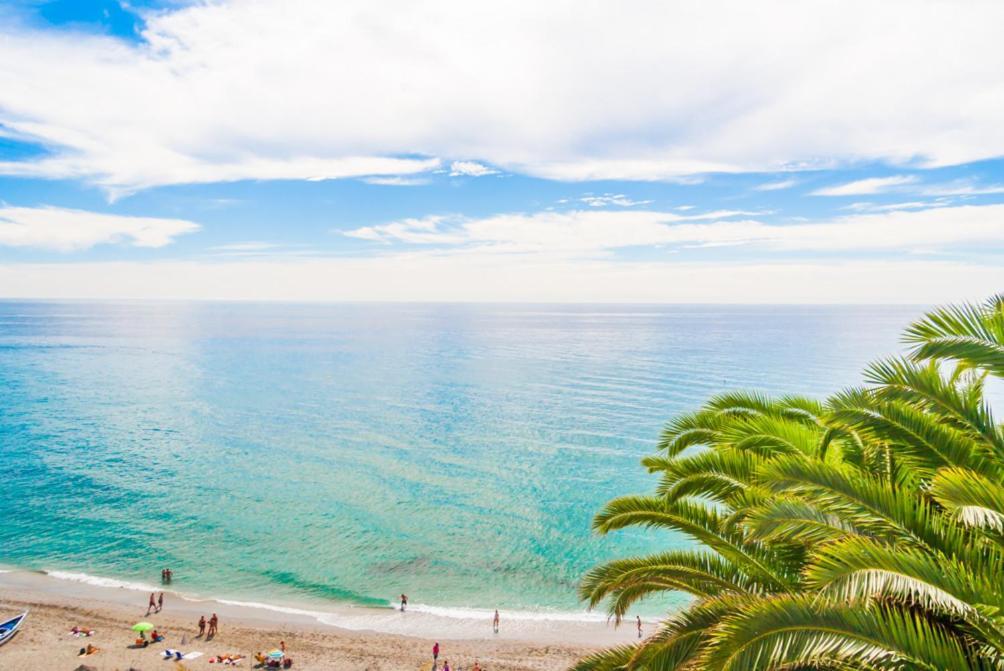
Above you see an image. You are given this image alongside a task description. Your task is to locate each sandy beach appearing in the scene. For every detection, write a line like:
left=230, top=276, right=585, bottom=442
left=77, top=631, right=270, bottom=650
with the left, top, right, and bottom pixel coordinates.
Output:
left=0, top=569, right=637, bottom=670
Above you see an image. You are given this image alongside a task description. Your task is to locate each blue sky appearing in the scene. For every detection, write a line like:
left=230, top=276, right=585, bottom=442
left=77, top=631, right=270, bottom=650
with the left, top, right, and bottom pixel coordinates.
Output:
left=1, top=0, right=1003, bottom=301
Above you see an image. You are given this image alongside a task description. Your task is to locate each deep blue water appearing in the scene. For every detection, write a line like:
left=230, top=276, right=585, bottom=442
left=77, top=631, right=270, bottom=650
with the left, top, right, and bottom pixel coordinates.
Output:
left=0, top=302, right=925, bottom=613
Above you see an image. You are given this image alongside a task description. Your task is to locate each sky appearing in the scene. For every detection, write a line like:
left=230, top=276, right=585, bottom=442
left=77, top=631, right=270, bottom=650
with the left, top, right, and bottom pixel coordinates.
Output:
left=0, top=0, right=1003, bottom=303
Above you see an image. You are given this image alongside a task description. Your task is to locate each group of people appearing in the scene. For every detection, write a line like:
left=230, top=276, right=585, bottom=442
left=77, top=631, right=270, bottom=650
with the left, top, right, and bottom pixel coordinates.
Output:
left=198, top=613, right=220, bottom=638
left=134, top=627, right=165, bottom=647
left=77, top=643, right=101, bottom=657
left=161, top=567, right=175, bottom=583
left=207, top=652, right=245, bottom=665
left=432, top=641, right=484, bottom=671
left=146, top=591, right=165, bottom=615
left=253, top=641, right=294, bottom=668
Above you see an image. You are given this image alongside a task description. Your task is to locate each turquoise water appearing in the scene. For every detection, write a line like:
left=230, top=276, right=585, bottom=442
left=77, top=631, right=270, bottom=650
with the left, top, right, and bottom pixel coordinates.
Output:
left=0, top=302, right=923, bottom=614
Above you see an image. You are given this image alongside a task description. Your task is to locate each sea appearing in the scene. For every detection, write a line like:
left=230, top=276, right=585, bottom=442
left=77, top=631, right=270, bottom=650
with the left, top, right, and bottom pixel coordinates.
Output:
left=0, top=301, right=931, bottom=619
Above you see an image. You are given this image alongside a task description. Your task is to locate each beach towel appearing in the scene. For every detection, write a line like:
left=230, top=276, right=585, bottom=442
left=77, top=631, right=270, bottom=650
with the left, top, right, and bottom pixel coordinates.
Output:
left=164, top=649, right=203, bottom=661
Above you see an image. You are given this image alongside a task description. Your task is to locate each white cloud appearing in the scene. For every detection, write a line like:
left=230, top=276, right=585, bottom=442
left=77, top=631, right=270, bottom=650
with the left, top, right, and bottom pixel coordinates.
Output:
left=842, top=200, right=951, bottom=213
left=917, top=180, right=1004, bottom=196
left=0, top=257, right=999, bottom=304
left=580, top=194, right=653, bottom=207
left=345, top=216, right=468, bottom=244
left=811, top=176, right=918, bottom=196
left=754, top=178, right=798, bottom=191
left=343, top=204, right=1004, bottom=255
left=361, top=176, right=431, bottom=186
left=2, top=1, right=1004, bottom=190
left=214, top=242, right=277, bottom=251
left=449, top=161, right=497, bottom=177
left=0, top=206, right=199, bottom=251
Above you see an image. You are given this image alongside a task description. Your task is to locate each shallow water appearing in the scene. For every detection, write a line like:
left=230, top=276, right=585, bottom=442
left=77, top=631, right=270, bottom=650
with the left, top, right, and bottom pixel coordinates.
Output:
left=0, top=301, right=924, bottom=615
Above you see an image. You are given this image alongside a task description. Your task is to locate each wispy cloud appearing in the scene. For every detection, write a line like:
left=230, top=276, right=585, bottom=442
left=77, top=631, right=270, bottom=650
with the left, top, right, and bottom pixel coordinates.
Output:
left=449, top=161, right=497, bottom=177
left=344, top=205, right=1004, bottom=256
left=0, top=206, right=199, bottom=251
left=841, top=200, right=951, bottom=213
left=917, top=180, right=1004, bottom=196
left=811, top=176, right=918, bottom=196
left=361, top=176, right=432, bottom=186
left=345, top=216, right=468, bottom=245
left=579, top=194, right=653, bottom=207
left=754, top=178, right=798, bottom=191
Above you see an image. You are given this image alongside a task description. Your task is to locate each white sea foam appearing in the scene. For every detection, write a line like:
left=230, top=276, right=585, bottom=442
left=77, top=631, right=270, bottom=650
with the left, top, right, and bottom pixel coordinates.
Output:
left=38, top=569, right=607, bottom=625
left=403, top=602, right=609, bottom=623
left=45, top=570, right=161, bottom=594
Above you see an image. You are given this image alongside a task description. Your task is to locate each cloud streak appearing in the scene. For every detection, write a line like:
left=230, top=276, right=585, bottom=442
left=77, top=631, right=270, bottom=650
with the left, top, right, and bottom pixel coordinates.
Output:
left=811, top=176, right=918, bottom=196
left=0, top=206, right=199, bottom=251
left=344, top=205, right=1004, bottom=255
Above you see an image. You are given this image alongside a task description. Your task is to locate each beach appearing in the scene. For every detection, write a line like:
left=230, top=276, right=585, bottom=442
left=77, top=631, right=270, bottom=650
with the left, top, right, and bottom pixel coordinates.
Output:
left=0, top=569, right=632, bottom=670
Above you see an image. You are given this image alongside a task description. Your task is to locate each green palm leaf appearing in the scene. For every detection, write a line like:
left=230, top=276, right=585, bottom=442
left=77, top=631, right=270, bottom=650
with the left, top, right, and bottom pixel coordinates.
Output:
left=701, top=596, right=976, bottom=671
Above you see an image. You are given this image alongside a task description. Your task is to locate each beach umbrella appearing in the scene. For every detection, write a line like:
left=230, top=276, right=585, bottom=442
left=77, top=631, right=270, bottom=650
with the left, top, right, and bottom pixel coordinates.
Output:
left=131, top=622, right=154, bottom=632
left=268, top=649, right=285, bottom=659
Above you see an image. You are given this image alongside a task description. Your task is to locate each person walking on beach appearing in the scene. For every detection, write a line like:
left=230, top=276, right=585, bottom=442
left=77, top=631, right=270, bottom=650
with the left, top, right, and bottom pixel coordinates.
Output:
left=208, top=613, right=218, bottom=638
left=198, top=615, right=206, bottom=637
left=493, top=609, right=500, bottom=634
left=147, top=592, right=156, bottom=615
left=400, top=593, right=408, bottom=611
left=157, top=592, right=164, bottom=612
left=432, top=641, right=439, bottom=667
left=636, top=615, right=642, bottom=639
left=442, top=660, right=451, bottom=671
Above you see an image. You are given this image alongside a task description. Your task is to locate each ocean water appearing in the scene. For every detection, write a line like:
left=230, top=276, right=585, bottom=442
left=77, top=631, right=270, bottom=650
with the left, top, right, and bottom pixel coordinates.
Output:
left=0, top=301, right=925, bottom=616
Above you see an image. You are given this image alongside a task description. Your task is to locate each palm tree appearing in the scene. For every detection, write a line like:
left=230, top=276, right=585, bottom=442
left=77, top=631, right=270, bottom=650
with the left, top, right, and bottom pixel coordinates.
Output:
left=573, top=294, right=1004, bottom=671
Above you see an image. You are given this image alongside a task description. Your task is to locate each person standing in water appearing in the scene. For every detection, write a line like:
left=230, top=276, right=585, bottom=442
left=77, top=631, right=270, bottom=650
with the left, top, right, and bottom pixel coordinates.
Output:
left=636, top=615, right=642, bottom=638
left=493, top=609, right=500, bottom=634
left=400, top=594, right=408, bottom=612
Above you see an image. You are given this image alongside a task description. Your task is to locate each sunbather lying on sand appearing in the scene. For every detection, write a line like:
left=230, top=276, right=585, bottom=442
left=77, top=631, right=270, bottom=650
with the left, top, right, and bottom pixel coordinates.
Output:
left=77, top=643, right=100, bottom=657
left=208, top=653, right=244, bottom=664
left=69, top=625, right=95, bottom=637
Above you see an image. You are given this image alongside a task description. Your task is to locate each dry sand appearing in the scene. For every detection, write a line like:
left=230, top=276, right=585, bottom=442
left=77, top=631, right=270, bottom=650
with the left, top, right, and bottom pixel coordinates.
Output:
left=0, top=570, right=631, bottom=670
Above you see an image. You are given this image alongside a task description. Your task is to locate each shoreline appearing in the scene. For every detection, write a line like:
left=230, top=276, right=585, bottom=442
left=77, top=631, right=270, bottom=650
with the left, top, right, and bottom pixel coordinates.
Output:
left=0, top=568, right=647, bottom=649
